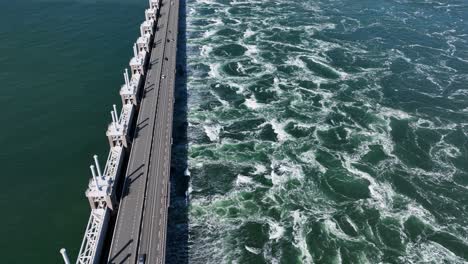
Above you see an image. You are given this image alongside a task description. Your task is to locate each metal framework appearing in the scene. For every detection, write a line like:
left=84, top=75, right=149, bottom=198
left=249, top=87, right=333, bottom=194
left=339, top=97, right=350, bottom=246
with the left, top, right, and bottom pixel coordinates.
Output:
left=76, top=209, right=110, bottom=264
left=120, top=104, right=134, bottom=128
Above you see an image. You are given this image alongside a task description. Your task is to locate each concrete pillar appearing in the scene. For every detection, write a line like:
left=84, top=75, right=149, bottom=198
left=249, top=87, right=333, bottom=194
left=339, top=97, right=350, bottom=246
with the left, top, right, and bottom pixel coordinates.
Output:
left=133, top=44, right=138, bottom=58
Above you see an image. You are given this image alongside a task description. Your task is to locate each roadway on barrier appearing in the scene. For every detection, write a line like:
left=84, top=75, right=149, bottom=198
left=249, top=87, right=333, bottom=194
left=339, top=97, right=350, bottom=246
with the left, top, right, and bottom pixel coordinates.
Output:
left=137, top=0, right=179, bottom=262
left=107, top=0, right=179, bottom=262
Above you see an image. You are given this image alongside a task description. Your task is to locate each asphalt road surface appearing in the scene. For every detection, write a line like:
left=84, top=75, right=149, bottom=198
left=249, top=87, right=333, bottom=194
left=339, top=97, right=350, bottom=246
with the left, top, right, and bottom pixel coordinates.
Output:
left=107, top=0, right=179, bottom=263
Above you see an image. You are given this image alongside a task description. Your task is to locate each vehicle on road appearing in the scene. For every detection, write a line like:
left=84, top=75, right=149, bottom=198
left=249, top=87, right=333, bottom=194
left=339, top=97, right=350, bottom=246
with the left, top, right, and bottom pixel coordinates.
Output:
left=137, top=254, right=146, bottom=264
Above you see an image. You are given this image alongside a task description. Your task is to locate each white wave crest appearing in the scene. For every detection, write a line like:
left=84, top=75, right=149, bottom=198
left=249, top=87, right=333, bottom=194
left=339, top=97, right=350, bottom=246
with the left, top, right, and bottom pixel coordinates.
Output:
left=244, top=28, right=256, bottom=38
left=236, top=174, right=253, bottom=186
left=292, top=210, right=313, bottom=264
left=245, top=245, right=261, bottom=255
left=268, top=220, right=285, bottom=241
left=208, top=62, right=222, bottom=78
left=204, top=123, right=222, bottom=142
left=270, top=119, right=289, bottom=142
left=244, top=96, right=264, bottom=110
left=200, top=44, right=213, bottom=57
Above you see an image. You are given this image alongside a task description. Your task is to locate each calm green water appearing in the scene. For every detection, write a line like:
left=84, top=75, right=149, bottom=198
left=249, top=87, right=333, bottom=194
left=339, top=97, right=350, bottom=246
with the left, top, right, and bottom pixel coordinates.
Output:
left=0, top=0, right=147, bottom=263
left=183, top=0, right=468, bottom=263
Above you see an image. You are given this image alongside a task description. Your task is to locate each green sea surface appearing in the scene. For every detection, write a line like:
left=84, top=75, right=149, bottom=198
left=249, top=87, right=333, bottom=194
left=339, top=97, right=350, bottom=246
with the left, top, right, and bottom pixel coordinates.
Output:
left=0, top=0, right=147, bottom=263
left=179, top=0, right=468, bottom=263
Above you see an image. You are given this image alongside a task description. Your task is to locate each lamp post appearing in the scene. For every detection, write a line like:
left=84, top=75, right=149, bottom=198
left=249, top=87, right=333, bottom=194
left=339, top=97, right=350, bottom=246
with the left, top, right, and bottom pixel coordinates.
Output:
left=60, top=248, right=71, bottom=264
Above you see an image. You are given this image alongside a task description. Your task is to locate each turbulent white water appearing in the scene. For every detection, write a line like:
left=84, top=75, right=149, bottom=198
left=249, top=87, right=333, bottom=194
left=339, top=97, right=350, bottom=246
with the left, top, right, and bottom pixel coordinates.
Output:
left=174, top=0, right=468, bottom=263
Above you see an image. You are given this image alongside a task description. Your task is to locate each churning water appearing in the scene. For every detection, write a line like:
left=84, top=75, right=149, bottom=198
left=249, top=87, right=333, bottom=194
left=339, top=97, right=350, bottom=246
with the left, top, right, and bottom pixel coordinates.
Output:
left=180, top=0, right=468, bottom=263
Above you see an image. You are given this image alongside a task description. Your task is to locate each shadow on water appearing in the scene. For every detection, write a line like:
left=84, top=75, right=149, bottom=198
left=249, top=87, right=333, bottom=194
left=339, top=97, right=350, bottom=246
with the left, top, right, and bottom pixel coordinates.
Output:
left=166, top=0, right=189, bottom=262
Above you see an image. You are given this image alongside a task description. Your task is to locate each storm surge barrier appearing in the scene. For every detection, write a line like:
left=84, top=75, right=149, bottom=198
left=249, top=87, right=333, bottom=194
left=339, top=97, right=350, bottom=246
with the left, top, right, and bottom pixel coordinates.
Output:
left=59, top=1, right=160, bottom=263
